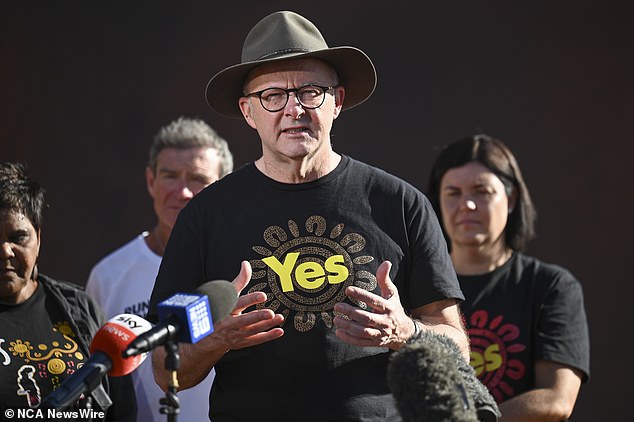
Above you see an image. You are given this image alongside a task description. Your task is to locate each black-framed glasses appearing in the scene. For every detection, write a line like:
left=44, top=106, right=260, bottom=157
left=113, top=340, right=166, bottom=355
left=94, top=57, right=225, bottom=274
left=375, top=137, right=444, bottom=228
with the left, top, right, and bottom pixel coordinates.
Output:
left=245, top=84, right=336, bottom=112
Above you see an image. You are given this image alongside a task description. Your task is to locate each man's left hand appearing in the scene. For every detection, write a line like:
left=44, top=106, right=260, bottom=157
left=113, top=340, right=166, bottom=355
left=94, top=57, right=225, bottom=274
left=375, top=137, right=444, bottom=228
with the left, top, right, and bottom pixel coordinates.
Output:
left=333, top=260, right=414, bottom=350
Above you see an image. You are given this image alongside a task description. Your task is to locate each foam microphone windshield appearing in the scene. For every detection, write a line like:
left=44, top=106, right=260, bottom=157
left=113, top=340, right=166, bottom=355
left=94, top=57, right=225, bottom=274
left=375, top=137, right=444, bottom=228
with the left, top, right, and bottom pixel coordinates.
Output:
left=387, top=330, right=500, bottom=422
left=194, top=279, right=238, bottom=326
left=123, top=280, right=238, bottom=357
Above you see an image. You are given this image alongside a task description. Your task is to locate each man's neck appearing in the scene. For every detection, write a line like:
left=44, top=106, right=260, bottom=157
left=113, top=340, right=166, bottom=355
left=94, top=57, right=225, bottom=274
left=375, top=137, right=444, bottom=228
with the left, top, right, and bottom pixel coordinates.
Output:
left=255, top=151, right=341, bottom=183
left=146, top=225, right=169, bottom=257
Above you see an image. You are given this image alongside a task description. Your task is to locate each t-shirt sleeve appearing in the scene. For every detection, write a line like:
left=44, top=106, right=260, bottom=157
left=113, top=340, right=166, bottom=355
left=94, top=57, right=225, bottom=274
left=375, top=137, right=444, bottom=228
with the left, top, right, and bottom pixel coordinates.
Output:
left=536, top=267, right=591, bottom=381
left=401, top=191, right=464, bottom=309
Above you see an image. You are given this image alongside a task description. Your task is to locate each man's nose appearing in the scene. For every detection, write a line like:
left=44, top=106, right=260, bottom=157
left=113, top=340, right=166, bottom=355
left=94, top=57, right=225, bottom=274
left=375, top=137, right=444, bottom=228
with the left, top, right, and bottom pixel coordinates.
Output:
left=181, top=185, right=194, bottom=198
left=285, top=92, right=305, bottom=119
left=174, top=180, right=195, bottom=198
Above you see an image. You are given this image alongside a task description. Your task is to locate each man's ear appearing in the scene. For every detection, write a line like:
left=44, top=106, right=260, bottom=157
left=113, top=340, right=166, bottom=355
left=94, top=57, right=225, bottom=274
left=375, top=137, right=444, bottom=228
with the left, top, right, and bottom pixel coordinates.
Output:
left=145, top=166, right=156, bottom=198
left=333, top=86, right=345, bottom=120
left=239, top=97, right=258, bottom=129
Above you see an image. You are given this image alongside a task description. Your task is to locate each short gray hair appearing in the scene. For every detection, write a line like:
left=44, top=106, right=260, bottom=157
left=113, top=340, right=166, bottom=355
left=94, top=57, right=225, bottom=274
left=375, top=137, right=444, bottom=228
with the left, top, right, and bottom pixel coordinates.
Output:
left=148, top=117, right=233, bottom=177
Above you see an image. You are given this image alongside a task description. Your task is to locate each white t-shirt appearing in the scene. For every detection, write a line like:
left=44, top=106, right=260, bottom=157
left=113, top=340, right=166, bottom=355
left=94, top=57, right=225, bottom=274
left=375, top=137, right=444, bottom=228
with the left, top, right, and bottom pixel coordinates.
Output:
left=86, top=233, right=215, bottom=422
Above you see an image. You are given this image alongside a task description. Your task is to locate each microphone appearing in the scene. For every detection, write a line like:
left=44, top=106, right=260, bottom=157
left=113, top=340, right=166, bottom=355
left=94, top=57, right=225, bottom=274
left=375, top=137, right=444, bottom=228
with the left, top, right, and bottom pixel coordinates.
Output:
left=387, top=329, right=500, bottom=422
left=41, top=313, right=153, bottom=410
left=123, top=280, right=237, bottom=357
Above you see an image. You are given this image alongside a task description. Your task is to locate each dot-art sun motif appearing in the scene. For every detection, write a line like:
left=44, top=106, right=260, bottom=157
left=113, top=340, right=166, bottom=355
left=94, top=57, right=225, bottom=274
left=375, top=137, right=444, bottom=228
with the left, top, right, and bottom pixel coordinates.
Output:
left=9, top=340, right=33, bottom=358
left=250, top=215, right=375, bottom=332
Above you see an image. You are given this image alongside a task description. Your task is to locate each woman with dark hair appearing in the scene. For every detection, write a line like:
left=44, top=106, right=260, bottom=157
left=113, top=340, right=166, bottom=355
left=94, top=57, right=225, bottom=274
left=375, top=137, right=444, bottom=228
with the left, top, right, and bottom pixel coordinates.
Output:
left=427, top=135, right=590, bottom=421
left=0, top=162, right=135, bottom=420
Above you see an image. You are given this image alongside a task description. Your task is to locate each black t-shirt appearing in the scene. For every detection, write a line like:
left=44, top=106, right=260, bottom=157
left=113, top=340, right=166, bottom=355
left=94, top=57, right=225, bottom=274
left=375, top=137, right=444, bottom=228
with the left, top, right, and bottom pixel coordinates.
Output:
left=150, top=155, right=463, bottom=421
left=459, top=253, right=590, bottom=403
left=0, top=283, right=88, bottom=412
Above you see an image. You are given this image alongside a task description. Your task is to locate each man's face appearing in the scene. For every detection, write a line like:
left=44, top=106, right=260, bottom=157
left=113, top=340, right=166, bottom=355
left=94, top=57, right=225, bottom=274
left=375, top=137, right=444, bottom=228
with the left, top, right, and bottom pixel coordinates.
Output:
left=146, top=146, right=221, bottom=230
left=238, top=58, right=345, bottom=164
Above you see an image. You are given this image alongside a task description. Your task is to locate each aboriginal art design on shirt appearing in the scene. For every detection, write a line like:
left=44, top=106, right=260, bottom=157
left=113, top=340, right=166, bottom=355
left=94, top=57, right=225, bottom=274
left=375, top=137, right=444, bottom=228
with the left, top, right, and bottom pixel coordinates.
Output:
left=0, top=338, right=10, bottom=365
left=249, top=215, right=375, bottom=332
left=468, top=310, right=526, bottom=403
left=17, top=365, right=41, bottom=408
left=4, top=321, right=86, bottom=407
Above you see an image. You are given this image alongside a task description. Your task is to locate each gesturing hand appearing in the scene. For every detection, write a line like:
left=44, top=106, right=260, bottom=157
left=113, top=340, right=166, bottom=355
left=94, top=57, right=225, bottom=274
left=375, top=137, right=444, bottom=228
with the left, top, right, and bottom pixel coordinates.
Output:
left=333, top=260, right=414, bottom=350
left=212, top=260, right=285, bottom=351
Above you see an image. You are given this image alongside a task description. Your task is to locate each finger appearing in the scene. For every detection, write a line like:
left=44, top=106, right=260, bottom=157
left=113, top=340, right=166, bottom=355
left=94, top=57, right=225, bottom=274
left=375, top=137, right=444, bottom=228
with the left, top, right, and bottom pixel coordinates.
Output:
left=223, top=311, right=285, bottom=349
left=376, top=260, right=397, bottom=300
left=334, top=327, right=382, bottom=347
left=333, top=314, right=380, bottom=335
left=342, top=260, right=396, bottom=313
left=233, top=291, right=267, bottom=314
left=333, top=314, right=366, bottom=339
left=342, top=287, right=390, bottom=314
left=241, top=312, right=285, bottom=335
left=232, top=260, right=252, bottom=294
left=235, top=327, right=285, bottom=349
left=334, top=303, right=389, bottom=330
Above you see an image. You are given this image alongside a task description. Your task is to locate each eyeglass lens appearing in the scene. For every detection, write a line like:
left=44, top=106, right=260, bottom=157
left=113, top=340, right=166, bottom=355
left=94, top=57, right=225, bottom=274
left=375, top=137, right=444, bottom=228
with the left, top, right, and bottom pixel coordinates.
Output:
left=260, top=85, right=327, bottom=112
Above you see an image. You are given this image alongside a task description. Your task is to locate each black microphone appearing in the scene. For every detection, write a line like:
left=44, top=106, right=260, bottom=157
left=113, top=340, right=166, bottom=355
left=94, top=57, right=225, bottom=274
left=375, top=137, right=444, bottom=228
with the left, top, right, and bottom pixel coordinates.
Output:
left=123, top=280, right=237, bottom=357
left=387, top=329, right=500, bottom=422
left=41, top=314, right=153, bottom=410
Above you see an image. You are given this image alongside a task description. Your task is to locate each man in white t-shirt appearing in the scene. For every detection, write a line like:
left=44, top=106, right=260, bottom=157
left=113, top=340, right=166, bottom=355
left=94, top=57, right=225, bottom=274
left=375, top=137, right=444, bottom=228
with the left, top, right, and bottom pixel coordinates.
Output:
left=86, top=117, right=234, bottom=421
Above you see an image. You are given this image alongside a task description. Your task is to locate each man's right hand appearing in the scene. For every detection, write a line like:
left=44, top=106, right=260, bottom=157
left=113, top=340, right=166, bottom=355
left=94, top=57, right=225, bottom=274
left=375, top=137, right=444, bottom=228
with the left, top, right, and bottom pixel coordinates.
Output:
left=212, top=260, right=285, bottom=351
left=152, top=260, right=284, bottom=391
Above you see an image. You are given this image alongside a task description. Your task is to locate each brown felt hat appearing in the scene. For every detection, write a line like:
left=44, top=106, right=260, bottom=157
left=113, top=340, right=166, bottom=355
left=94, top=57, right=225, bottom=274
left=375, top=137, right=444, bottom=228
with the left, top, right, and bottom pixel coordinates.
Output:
left=205, top=11, right=377, bottom=118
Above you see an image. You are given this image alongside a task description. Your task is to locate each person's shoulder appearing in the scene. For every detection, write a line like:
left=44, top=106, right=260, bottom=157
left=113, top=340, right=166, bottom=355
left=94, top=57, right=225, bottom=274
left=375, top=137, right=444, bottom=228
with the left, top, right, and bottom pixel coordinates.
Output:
left=41, top=274, right=104, bottom=327
left=40, top=273, right=86, bottom=295
left=87, top=235, right=155, bottom=293
left=346, top=155, right=397, bottom=178
left=205, top=162, right=253, bottom=191
left=514, top=253, right=580, bottom=286
left=187, top=163, right=253, bottom=208
left=91, top=234, right=149, bottom=270
left=346, top=155, right=421, bottom=192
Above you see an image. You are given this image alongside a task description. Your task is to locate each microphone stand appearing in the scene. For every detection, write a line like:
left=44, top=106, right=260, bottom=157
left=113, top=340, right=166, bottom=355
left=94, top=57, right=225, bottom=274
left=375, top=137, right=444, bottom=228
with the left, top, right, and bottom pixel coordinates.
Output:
left=159, top=339, right=180, bottom=422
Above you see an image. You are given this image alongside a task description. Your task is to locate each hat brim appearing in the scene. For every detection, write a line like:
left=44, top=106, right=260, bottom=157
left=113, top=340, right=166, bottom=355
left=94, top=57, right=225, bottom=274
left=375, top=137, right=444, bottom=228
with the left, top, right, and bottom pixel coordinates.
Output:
left=205, top=46, right=377, bottom=118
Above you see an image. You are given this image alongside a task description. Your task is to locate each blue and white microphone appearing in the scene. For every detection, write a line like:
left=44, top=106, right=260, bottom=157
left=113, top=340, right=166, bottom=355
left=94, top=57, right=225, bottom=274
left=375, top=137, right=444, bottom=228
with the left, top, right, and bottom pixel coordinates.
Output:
left=122, top=280, right=237, bottom=357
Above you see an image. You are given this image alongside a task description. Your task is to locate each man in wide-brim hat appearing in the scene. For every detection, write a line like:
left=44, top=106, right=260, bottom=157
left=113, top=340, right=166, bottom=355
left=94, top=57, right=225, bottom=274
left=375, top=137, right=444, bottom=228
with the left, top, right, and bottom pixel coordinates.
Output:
left=150, top=10, right=469, bottom=422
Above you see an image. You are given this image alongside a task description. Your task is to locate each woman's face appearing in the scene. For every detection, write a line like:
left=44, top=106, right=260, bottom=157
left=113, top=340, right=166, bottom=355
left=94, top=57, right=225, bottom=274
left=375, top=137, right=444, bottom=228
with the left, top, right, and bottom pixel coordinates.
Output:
left=439, top=161, right=515, bottom=251
left=0, top=209, right=40, bottom=304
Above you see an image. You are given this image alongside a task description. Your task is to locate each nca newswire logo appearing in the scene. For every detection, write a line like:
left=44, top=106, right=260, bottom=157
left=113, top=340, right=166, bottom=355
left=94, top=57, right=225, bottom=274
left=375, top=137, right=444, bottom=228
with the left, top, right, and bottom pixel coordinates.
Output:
left=4, top=407, right=105, bottom=420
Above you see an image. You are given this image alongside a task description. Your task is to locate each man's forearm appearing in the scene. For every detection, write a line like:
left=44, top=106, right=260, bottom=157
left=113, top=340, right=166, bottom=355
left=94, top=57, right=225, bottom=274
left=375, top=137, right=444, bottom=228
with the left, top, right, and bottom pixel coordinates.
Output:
left=415, top=318, right=470, bottom=361
left=151, top=335, right=228, bottom=391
